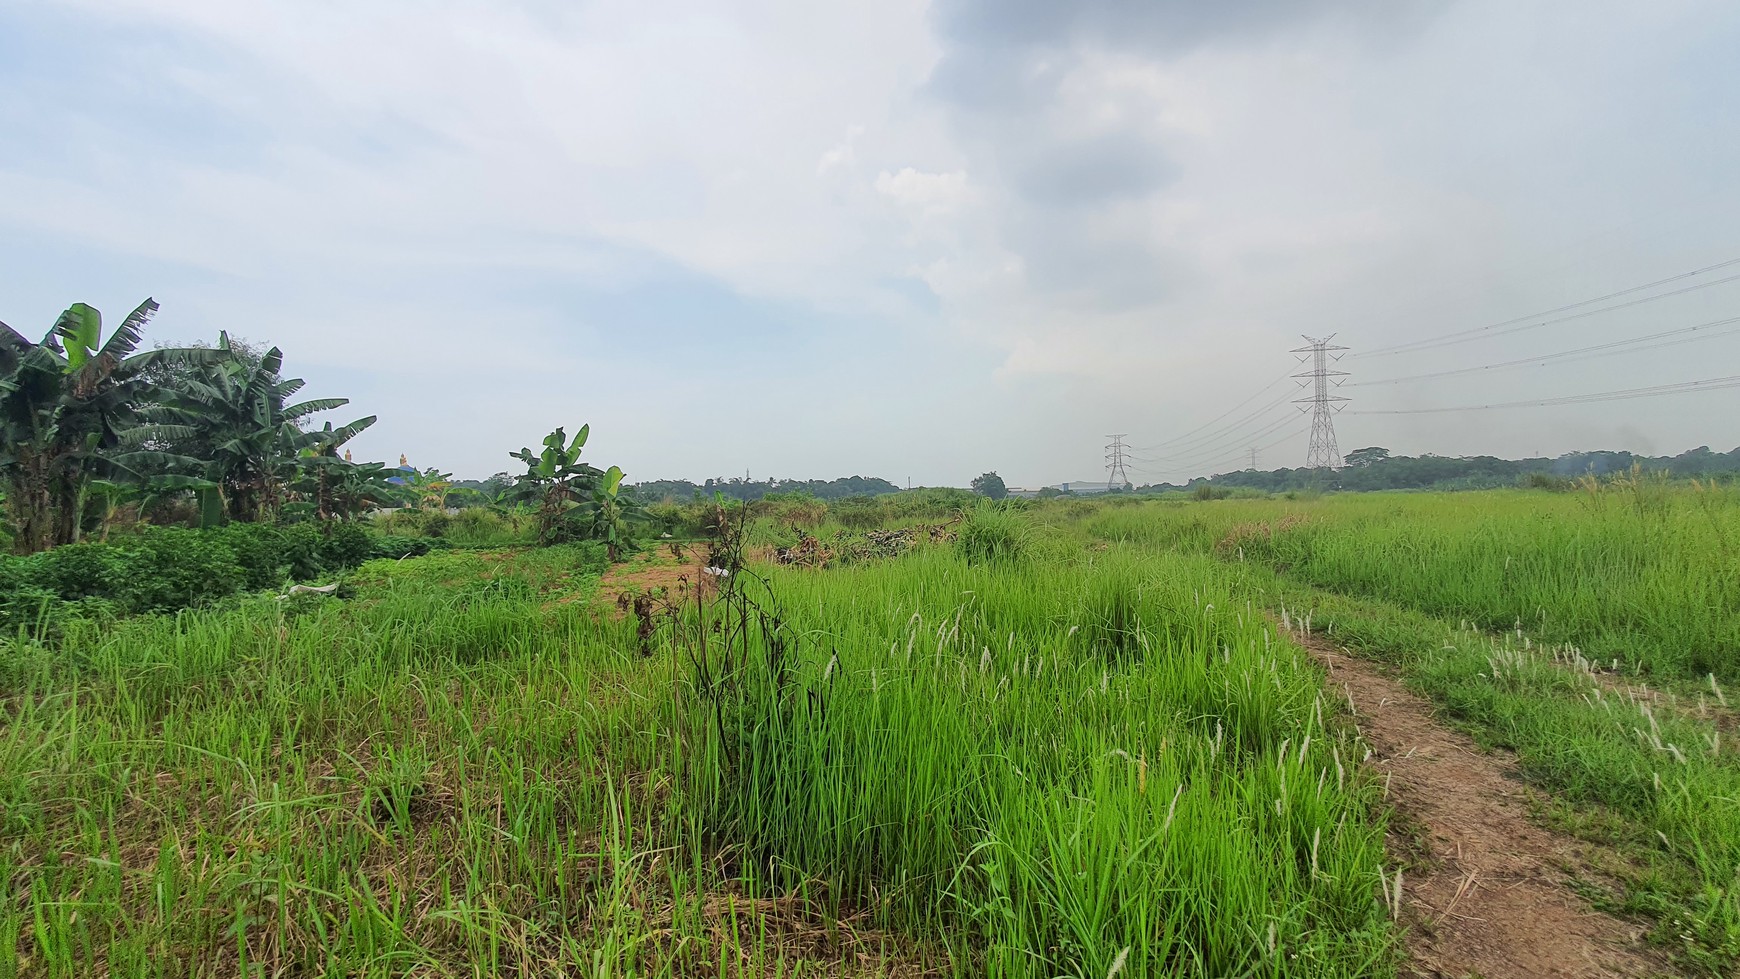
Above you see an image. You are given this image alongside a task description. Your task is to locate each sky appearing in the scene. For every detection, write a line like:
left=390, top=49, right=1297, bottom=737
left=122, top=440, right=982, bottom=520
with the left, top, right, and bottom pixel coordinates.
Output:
left=4, top=0, right=1740, bottom=487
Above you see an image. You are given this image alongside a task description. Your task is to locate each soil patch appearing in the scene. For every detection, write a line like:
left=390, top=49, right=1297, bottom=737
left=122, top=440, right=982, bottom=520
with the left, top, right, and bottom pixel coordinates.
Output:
left=1296, top=630, right=1669, bottom=978
left=596, top=548, right=715, bottom=612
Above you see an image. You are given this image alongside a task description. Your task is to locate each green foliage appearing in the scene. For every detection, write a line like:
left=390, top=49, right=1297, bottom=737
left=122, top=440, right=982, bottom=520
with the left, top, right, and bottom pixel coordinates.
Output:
left=954, top=504, right=1030, bottom=564
left=884, top=486, right=977, bottom=519
left=827, top=495, right=886, bottom=530
left=970, top=470, right=1008, bottom=500
left=441, top=508, right=529, bottom=547
left=146, top=331, right=372, bottom=524
left=1141, top=444, right=1740, bottom=496
left=509, top=425, right=604, bottom=546
left=0, top=524, right=437, bottom=634
left=1523, top=471, right=1575, bottom=491
left=0, top=299, right=220, bottom=553
left=579, top=465, right=641, bottom=561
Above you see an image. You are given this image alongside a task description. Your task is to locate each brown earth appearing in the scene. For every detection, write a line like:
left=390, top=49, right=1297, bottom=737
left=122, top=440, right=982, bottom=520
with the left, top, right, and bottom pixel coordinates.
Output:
left=595, top=546, right=716, bottom=612
left=1296, top=630, right=1671, bottom=979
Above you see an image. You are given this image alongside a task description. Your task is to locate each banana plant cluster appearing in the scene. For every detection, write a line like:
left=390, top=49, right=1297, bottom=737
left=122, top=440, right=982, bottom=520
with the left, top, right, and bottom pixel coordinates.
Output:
left=1, top=300, right=383, bottom=553
left=505, top=426, right=641, bottom=552
left=147, top=331, right=377, bottom=524
left=0, top=300, right=219, bottom=553
left=291, top=423, right=398, bottom=522
left=508, top=425, right=605, bottom=545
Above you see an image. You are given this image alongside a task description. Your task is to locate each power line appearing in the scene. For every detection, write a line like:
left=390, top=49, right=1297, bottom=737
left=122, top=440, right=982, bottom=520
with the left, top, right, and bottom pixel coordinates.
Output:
left=1346, top=373, right=1740, bottom=415
left=1355, top=258, right=1740, bottom=359
left=1134, top=367, right=1294, bottom=451
left=1140, top=385, right=1300, bottom=458
left=1133, top=422, right=1310, bottom=478
left=1347, top=314, right=1740, bottom=387
left=1135, top=424, right=1313, bottom=482
left=1133, top=412, right=1303, bottom=471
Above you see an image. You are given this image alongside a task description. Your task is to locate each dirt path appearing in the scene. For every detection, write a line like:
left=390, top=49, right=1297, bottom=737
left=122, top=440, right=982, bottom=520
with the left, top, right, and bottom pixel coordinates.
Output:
left=1297, top=631, right=1669, bottom=979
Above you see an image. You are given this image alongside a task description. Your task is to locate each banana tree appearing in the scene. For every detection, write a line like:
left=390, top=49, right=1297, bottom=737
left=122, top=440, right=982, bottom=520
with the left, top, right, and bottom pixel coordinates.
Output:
left=0, top=300, right=216, bottom=552
left=509, top=425, right=602, bottom=544
left=147, top=332, right=364, bottom=524
left=395, top=467, right=454, bottom=512
left=580, top=465, right=642, bottom=561
left=291, top=417, right=381, bottom=520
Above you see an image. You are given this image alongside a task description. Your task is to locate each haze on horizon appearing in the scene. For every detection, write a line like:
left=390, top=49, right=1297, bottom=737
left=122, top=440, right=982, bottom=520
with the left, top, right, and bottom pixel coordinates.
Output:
left=3, top=0, right=1738, bottom=488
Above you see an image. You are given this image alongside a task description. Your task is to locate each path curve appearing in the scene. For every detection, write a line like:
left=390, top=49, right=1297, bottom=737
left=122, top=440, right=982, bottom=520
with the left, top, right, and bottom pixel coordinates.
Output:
left=1298, top=631, right=1668, bottom=979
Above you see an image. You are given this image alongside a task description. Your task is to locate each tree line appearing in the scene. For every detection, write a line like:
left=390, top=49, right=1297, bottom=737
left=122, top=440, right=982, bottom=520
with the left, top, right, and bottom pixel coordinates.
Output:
left=1140, top=444, right=1740, bottom=495
left=628, top=475, right=902, bottom=502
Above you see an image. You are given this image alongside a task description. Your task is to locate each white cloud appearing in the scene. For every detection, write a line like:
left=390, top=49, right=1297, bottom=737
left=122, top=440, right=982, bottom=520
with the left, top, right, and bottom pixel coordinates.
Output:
left=5, top=0, right=1740, bottom=485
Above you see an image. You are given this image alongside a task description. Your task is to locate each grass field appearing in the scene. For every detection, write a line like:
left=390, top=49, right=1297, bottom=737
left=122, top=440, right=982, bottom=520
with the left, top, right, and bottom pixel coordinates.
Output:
left=4, top=485, right=1739, bottom=975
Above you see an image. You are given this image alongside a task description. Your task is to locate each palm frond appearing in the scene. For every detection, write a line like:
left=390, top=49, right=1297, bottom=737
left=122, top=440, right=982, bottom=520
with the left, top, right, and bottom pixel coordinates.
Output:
left=110, top=449, right=206, bottom=472
left=53, top=303, right=102, bottom=368
left=283, top=397, right=349, bottom=420
left=311, top=415, right=376, bottom=447
left=98, top=298, right=158, bottom=362
left=257, top=347, right=285, bottom=383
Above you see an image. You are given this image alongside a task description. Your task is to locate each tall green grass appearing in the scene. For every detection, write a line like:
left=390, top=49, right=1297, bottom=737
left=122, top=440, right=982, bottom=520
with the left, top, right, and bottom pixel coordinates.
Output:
left=0, top=531, right=1397, bottom=976
left=1083, top=486, right=1740, bottom=680
left=0, top=548, right=672, bottom=977
left=681, top=547, right=1394, bottom=976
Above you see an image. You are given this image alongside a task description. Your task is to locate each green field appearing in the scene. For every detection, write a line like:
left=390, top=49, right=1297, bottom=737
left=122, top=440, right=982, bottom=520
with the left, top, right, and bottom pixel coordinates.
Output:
left=5, top=485, right=1740, bottom=976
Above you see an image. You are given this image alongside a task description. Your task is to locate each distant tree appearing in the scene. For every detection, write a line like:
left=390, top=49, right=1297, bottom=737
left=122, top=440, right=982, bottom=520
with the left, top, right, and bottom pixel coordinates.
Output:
left=1343, top=446, right=1390, bottom=469
left=971, top=471, right=1008, bottom=500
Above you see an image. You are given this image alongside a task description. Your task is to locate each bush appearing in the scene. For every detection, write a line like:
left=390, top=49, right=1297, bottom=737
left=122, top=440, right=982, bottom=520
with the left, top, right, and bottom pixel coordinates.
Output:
left=0, top=523, right=447, bottom=635
left=1522, top=471, right=1574, bottom=492
left=31, top=543, right=129, bottom=601
left=106, top=529, right=247, bottom=613
left=830, top=496, right=887, bottom=530
left=955, top=505, right=1031, bottom=564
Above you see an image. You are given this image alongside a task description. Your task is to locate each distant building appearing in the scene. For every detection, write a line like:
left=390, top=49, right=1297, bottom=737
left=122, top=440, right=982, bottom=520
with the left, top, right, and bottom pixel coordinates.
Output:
left=1052, top=481, right=1112, bottom=495
left=387, top=453, right=416, bottom=486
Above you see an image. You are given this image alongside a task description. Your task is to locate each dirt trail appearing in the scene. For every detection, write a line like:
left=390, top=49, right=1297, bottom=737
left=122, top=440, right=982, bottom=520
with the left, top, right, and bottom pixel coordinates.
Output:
left=1297, top=631, right=1668, bottom=979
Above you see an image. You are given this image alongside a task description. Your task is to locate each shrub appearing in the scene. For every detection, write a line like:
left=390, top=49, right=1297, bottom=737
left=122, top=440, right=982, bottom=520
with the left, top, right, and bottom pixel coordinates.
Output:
left=0, top=524, right=445, bottom=634
left=1523, top=471, right=1574, bottom=492
left=829, top=497, right=887, bottom=530
left=955, top=505, right=1030, bottom=564
left=106, top=529, right=247, bottom=614
left=322, top=522, right=376, bottom=567
left=30, top=543, right=129, bottom=601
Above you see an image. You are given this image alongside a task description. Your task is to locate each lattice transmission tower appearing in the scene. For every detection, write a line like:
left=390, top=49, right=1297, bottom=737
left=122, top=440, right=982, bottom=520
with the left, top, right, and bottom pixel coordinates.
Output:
left=1291, top=335, right=1350, bottom=469
left=1104, top=434, right=1132, bottom=490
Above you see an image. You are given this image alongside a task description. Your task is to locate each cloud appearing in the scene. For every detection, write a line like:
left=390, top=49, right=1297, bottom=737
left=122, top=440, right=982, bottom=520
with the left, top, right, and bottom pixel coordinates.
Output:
left=3, top=0, right=1740, bottom=487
